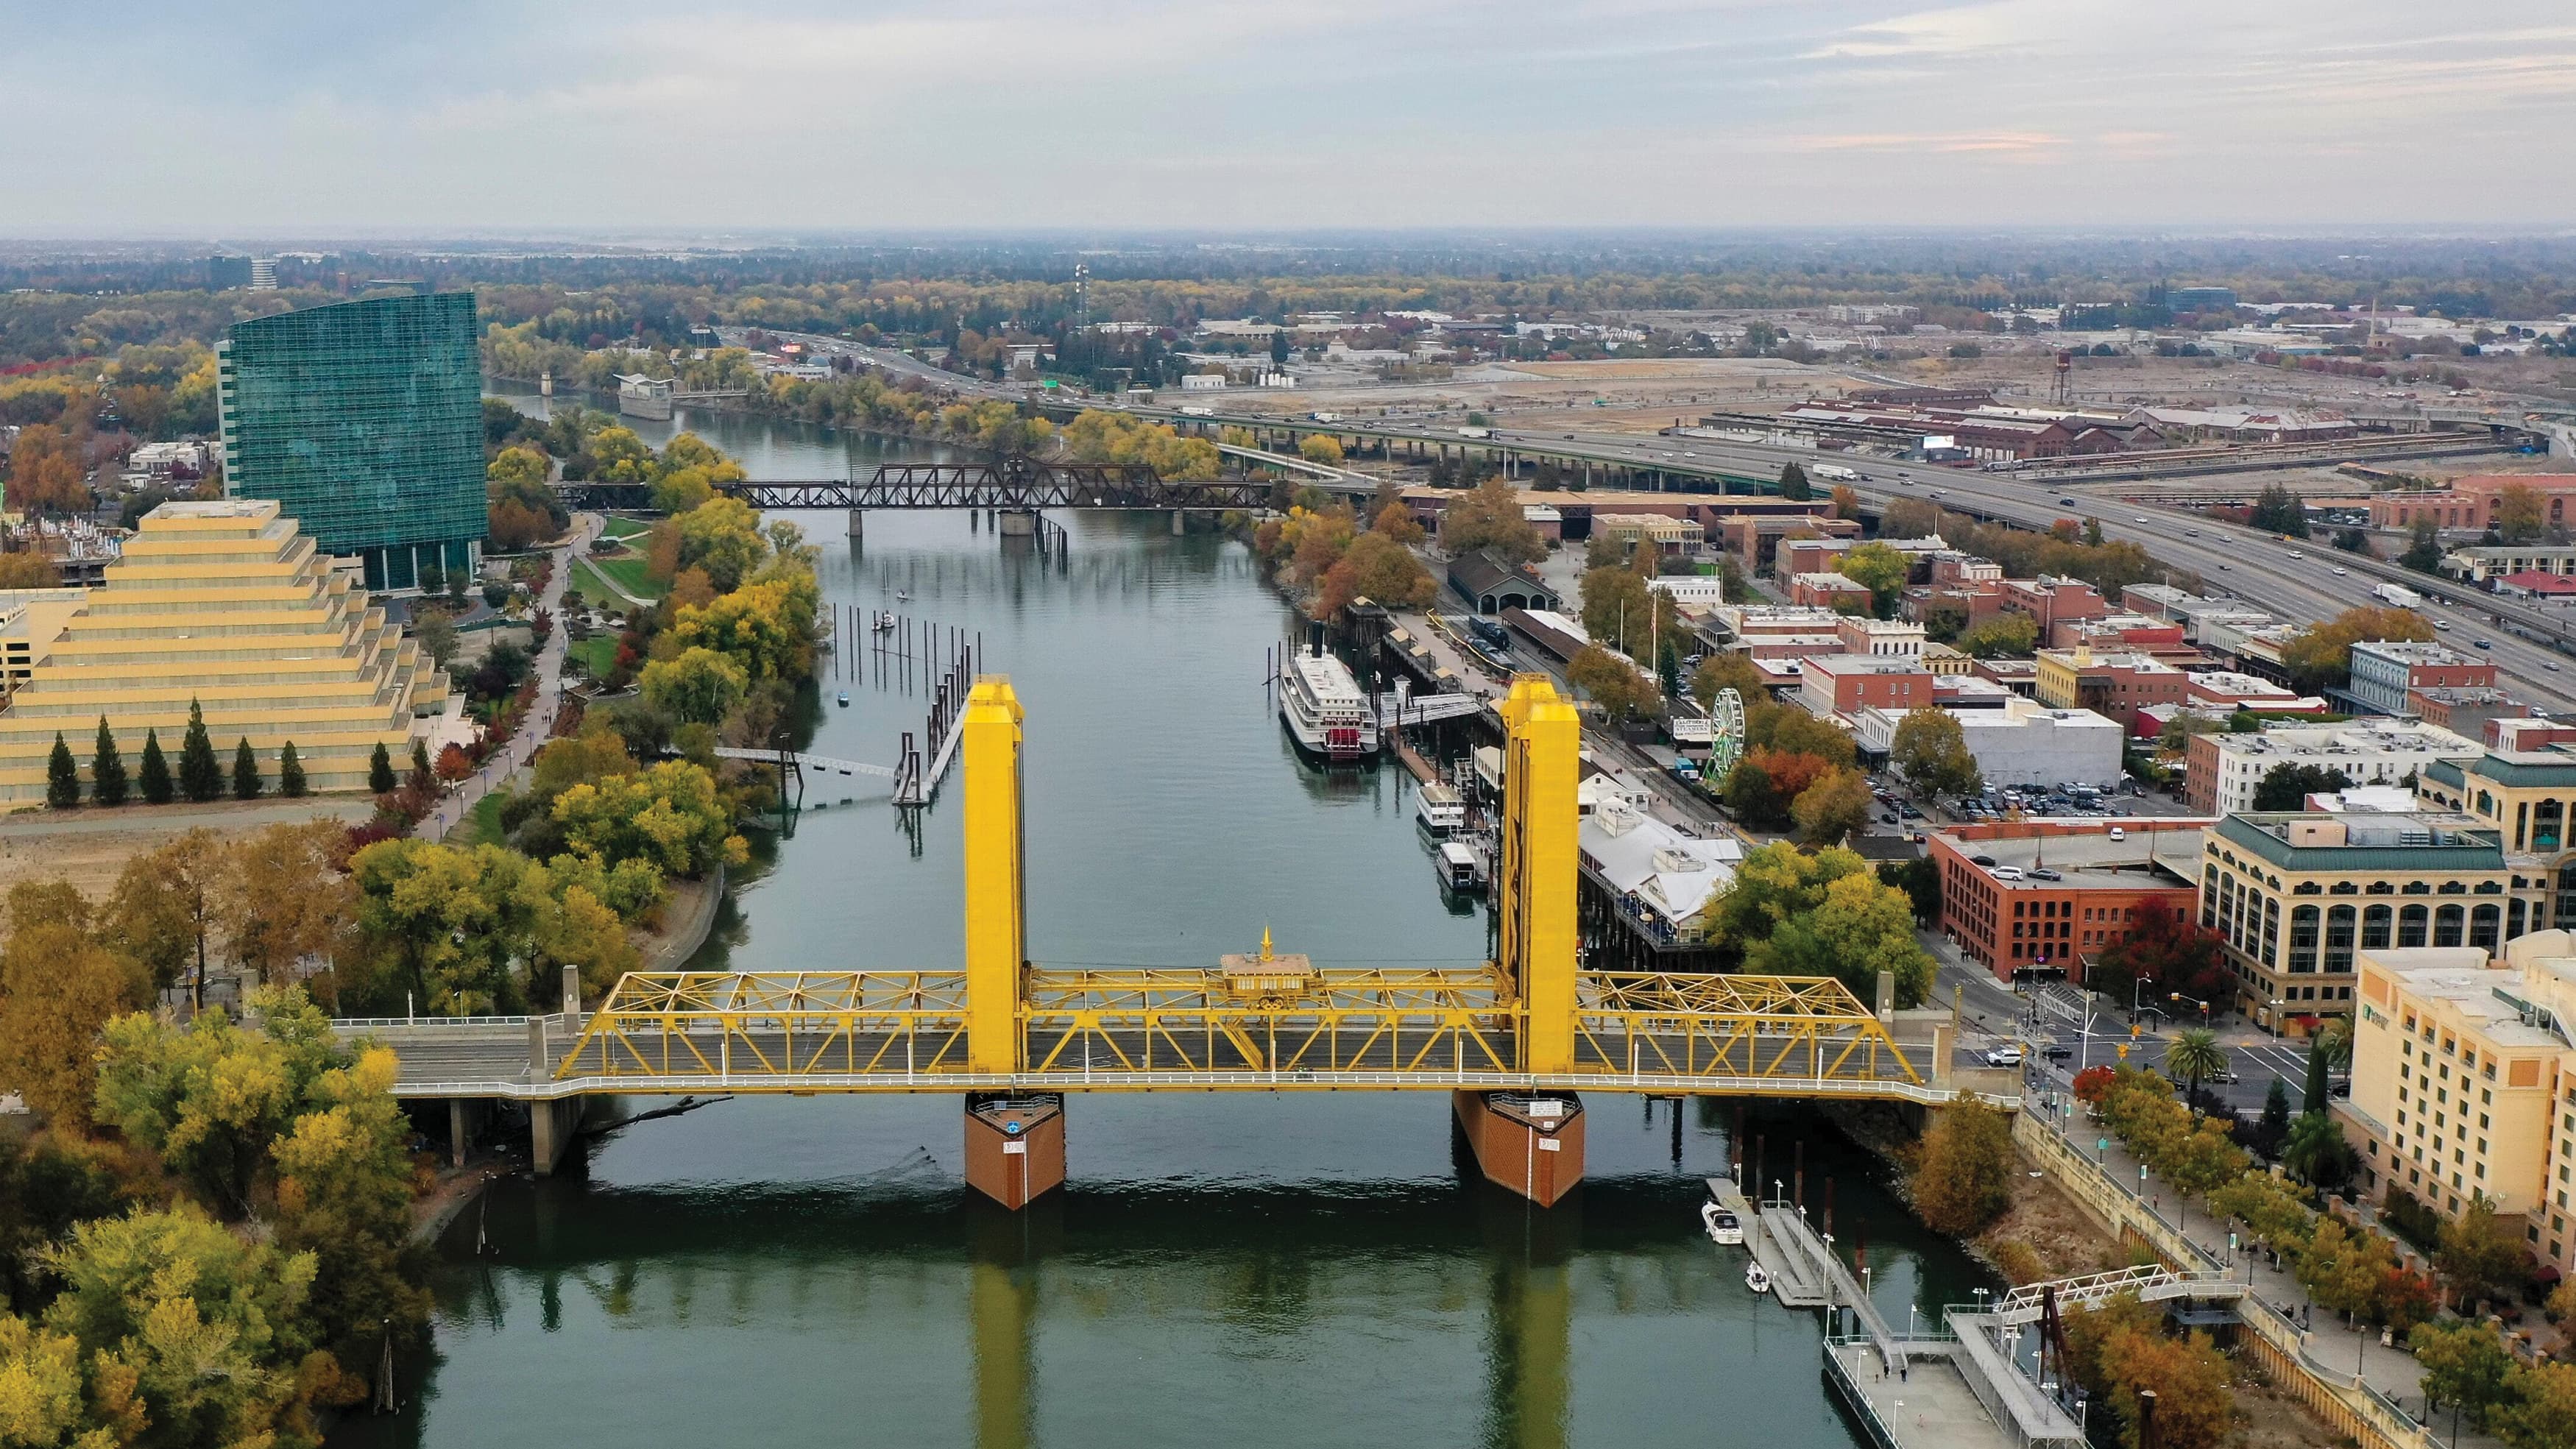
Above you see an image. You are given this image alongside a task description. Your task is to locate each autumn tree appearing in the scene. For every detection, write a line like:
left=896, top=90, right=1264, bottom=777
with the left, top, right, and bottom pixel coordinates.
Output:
left=1911, top=1097, right=2014, bottom=1233
left=2412, top=1319, right=2513, bottom=1430
left=1890, top=707, right=1981, bottom=798
left=2494, top=481, right=2547, bottom=545
left=1, top=423, right=88, bottom=517
left=1691, top=651, right=1769, bottom=713
left=222, top=821, right=358, bottom=989
left=2279, top=605, right=2436, bottom=691
left=1578, top=564, right=1656, bottom=656
left=2436, top=1195, right=2530, bottom=1311
left=105, top=829, right=227, bottom=1009
left=0, top=882, right=145, bottom=1130
left=0, top=553, right=60, bottom=588
left=1568, top=645, right=1660, bottom=724
left=1298, top=433, right=1345, bottom=467
left=641, top=645, right=751, bottom=726
left=1716, top=843, right=1935, bottom=1004
left=2091, top=907, right=2230, bottom=1012
left=2494, top=1362, right=2576, bottom=1449
left=1437, top=476, right=1546, bottom=567
left=1829, top=483, right=1861, bottom=520
left=1833, top=541, right=1910, bottom=617
left=1955, top=612, right=2039, bottom=659
left=1791, top=765, right=1874, bottom=847
left=551, top=759, right=745, bottom=880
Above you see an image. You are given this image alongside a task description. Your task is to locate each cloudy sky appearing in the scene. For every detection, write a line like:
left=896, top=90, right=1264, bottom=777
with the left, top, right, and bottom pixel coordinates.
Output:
left=15, top=1, right=2575, bottom=235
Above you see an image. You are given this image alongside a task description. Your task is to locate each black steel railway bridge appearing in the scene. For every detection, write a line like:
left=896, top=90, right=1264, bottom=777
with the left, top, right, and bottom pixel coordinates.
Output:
left=557, top=458, right=1275, bottom=514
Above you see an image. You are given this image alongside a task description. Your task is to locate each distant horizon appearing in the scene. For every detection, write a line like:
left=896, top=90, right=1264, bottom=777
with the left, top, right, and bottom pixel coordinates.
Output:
left=15, top=2, right=2572, bottom=233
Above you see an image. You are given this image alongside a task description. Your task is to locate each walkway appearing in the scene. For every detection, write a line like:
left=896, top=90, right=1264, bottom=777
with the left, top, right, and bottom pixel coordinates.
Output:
left=2020, top=1071, right=2502, bottom=1449
left=422, top=514, right=598, bottom=844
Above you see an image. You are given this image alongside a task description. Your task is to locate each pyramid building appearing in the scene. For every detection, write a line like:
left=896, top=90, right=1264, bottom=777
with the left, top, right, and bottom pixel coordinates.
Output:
left=0, top=499, right=446, bottom=804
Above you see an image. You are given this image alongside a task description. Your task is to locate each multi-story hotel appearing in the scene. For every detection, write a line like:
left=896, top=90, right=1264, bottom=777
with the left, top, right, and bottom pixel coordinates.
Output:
left=2338, top=933, right=2576, bottom=1278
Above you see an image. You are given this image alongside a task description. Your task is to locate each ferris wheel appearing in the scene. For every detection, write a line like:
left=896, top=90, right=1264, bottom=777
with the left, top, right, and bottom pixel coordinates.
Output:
left=1707, top=687, right=1746, bottom=780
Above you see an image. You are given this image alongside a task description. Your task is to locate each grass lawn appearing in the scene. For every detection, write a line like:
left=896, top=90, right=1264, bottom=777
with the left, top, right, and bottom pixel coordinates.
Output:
left=592, top=554, right=662, bottom=598
left=601, top=516, right=651, bottom=542
left=570, top=634, right=618, bottom=679
left=458, top=790, right=509, bottom=847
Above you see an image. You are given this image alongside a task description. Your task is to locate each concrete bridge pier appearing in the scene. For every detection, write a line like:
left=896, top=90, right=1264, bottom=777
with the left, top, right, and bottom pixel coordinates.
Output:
left=1454, top=1091, right=1585, bottom=1206
left=447, top=1098, right=486, bottom=1168
left=846, top=508, right=865, bottom=539
left=965, top=1094, right=1066, bottom=1209
left=997, top=510, right=1037, bottom=537
left=530, top=1098, right=581, bottom=1176
left=1172, top=509, right=1185, bottom=535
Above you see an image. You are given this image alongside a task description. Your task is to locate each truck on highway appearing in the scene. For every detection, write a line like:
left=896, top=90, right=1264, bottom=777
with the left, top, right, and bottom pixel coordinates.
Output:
left=1309, top=411, right=1342, bottom=423
left=1811, top=463, right=1860, bottom=483
left=1178, top=405, right=1217, bottom=418
left=1456, top=426, right=1491, bottom=439
left=2372, top=582, right=2424, bottom=609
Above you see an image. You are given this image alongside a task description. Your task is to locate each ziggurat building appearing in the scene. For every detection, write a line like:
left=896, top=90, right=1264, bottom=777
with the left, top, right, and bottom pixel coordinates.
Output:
left=0, top=500, right=445, bottom=804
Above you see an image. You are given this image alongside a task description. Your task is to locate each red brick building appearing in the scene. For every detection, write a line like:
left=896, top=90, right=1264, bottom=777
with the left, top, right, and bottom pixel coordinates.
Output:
left=1797, top=655, right=1934, bottom=716
left=2368, top=474, right=2576, bottom=533
left=1931, top=821, right=2208, bottom=982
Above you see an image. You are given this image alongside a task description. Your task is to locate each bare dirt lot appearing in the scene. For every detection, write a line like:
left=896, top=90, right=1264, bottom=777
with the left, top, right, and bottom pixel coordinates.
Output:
left=0, top=798, right=371, bottom=924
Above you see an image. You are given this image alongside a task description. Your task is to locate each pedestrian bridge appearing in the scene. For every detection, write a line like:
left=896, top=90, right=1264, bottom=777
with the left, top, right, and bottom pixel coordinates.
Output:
left=339, top=676, right=1978, bottom=1202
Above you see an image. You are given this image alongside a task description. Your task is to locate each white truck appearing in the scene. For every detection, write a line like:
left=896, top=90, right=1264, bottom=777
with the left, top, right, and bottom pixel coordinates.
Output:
left=1178, top=405, right=1217, bottom=418
left=1308, top=411, right=1342, bottom=423
left=1456, top=426, right=1491, bottom=439
left=2372, top=582, right=2424, bottom=609
left=1811, top=463, right=1861, bottom=483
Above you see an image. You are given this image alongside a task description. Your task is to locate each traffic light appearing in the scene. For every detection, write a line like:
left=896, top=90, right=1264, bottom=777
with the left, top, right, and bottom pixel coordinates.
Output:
left=2117, top=1044, right=2129, bottom=1060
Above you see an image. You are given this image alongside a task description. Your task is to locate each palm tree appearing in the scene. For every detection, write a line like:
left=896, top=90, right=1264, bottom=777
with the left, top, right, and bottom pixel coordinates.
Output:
left=2165, top=1027, right=2228, bottom=1111
left=2284, top=1112, right=2354, bottom=1190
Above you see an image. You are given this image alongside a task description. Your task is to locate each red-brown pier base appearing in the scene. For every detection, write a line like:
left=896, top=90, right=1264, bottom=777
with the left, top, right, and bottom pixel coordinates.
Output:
left=1452, top=1091, right=1585, bottom=1205
left=964, top=1093, right=1067, bottom=1209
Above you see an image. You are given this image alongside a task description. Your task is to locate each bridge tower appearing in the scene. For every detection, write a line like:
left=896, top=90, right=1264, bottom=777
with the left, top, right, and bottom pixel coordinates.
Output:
left=1456, top=675, right=1586, bottom=1206
left=960, top=676, right=1066, bottom=1207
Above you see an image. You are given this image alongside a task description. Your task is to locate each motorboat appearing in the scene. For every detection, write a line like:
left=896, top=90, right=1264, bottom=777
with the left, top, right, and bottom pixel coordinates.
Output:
left=871, top=612, right=896, bottom=632
left=1414, top=782, right=1465, bottom=836
left=1744, top=1261, right=1771, bottom=1295
left=836, top=692, right=850, bottom=708
left=1701, top=1200, right=1743, bottom=1246
left=895, top=591, right=911, bottom=602
left=1436, top=840, right=1484, bottom=894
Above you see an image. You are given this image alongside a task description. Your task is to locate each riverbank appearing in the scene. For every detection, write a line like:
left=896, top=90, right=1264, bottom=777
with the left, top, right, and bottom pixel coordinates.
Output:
left=640, top=862, right=723, bottom=971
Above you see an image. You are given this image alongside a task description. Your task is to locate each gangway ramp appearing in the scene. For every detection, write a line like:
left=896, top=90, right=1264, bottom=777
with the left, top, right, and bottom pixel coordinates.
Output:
left=1717, top=1177, right=1908, bottom=1370
left=1992, top=1263, right=2247, bottom=1325
left=711, top=746, right=898, bottom=782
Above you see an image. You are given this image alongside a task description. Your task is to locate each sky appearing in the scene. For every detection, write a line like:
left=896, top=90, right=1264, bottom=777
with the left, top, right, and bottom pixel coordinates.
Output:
left=15, top=1, right=2576, bottom=235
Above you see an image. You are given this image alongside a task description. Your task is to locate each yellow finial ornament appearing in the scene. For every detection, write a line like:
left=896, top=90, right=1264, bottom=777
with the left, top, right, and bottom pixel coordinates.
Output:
left=1259, top=924, right=1274, bottom=962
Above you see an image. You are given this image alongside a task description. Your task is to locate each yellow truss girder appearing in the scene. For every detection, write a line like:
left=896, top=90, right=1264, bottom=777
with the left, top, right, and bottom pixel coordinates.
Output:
left=553, top=967, right=1924, bottom=1091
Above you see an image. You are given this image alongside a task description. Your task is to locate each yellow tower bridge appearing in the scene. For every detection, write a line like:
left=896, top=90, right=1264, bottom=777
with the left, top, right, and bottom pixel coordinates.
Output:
left=356, top=676, right=1972, bottom=1206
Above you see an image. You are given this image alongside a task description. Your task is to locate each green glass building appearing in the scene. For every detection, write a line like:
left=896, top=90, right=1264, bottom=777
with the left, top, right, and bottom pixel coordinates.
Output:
left=217, top=292, right=486, bottom=592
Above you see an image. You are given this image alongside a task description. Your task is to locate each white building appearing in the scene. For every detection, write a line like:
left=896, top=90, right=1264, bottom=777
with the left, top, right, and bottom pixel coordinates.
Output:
left=1180, top=374, right=1227, bottom=391
left=1578, top=800, right=1744, bottom=946
left=1852, top=697, right=2125, bottom=787
left=2195, top=720, right=2482, bottom=816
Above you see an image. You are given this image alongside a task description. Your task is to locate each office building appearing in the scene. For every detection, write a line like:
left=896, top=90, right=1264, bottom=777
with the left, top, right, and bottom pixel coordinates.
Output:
left=1931, top=820, right=2206, bottom=982
left=2344, top=641, right=2496, bottom=717
left=2338, top=933, right=2576, bottom=1276
left=1850, top=697, right=2123, bottom=787
left=217, top=292, right=486, bottom=593
left=2182, top=720, right=2480, bottom=816
left=2199, top=812, right=2537, bottom=1030
left=0, top=500, right=444, bottom=803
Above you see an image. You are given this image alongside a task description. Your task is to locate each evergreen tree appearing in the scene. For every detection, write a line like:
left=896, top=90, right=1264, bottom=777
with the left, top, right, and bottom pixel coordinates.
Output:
left=2259, top=1077, right=2293, bottom=1156
left=1777, top=461, right=1811, bottom=500
left=178, top=698, right=222, bottom=802
left=46, top=731, right=79, bottom=809
left=232, top=737, right=262, bottom=799
left=91, top=717, right=127, bottom=807
left=368, top=741, right=396, bottom=794
left=278, top=740, right=307, bottom=798
left=139, top=729, right=173, bottom=804
left=2303, top=1040, right=2332, bottom=1115
left=411, top=739, right=432, bottom=779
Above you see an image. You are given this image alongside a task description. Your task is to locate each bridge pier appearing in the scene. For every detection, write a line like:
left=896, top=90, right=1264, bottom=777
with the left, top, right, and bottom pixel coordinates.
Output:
left=530, top=1097, right=582, bottom=1176
left=1172, top=509, right=1185, bottom=535
left=1453, top=1091, right=1585, bottom=1206
left=996, top=510, right=1037, bottom=537
left=447, top=1097, right=486, bottom=1168
left=964, top=1094, right=1066, bottom=1209
left=846, top=508, right=864, bottom=539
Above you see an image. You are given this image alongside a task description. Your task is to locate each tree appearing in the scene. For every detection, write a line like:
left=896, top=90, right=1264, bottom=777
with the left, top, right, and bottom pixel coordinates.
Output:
left=2254, top=1077, right=2292, bottom=1157
left=222, top=821, right=357, bottom=989
left=2494, top=482, right=2547, bottom=545
left=1578, top=561, right=1660, bottom=657
left=2302, top=1039, right=2332, bottom=1114
left=2249, top=482, right=2310, bottom=537
left=2412, top=1319, right=2513, bottom=1428
left=0, top=890, right=145, bottom=1131
left=1298, top=433, right=1345, bottom=467
left=367, top=741, right=395, bottom=795
left=434, top=744, right=473, bottom=784
left=2, top=424, right=88, bottom=518
left=1890, top=708, right=1981, bottom=798
left=1829, top=484, right=1861, bottom=521
left=1438, top=476, right=1546, bottom=567
left=2279, top=605, right=2435, bottom=691
left=1314, top=531, right=1436, bottom=616
left=347, top=839, right=541, bottom=1016
left=1955, top=612, right=2039, bottom=659
left=2496, top=1363, right=2576, bottom=1449
left=1722, top=756, right=1777, bottom=824
left=1691, top=651, right=1769, bottom=713
left=178, top=698, right=221, bottom=803
left=89, top=718, right=125, bottom=807
left=2296, top=1216, right=2392, bottom=1323
left=551, top=759, right=744, bottom=879
left=2163, top=1027, right=2227, bottom=1104
left=106, top=828, right=227, bottom=1010
left=414, top=609, right=459, bottom=670
left=44, top=731, right=77, bottom=809
left=230, top=738, right=261, bottom=799
left=1566, top=645, right=1658, bottom=725
left=2251, top=760, right=2352, bottom=811
left=1777, top=461, right=1811, bottom=500
left=2436, top=1196, right=2530, bottom=1311
left=2399, top=514, right=2446, bottom=573
left=418, top=560, right=447, bottom=599
left=1911, top=1097, right=2014, bottom=1233
left=138, top=729, right=172, bottom=805
left=640, top=646, right=751, bottom=727
left=1791, top=766, right=1874, bottom=847
left=1835, top=542, right=1910, bottom=616
left=277, top=740, right=305, bottom=798
left=2280, top=1111, right=2354, bottom=1191
left=1735, top=852, right=1936, bottom=1004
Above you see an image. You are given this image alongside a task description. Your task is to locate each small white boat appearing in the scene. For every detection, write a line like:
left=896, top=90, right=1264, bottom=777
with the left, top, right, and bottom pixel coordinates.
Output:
left=895, top=591, right=911, bottom=602
left=1701, top=1201, right=1743, bottom=1246
left=871, top=612, right=896, bottom=632
left=1437, top=840, right=1484, bottom=894
left=1745, top=1261, right=1771, bottom=1294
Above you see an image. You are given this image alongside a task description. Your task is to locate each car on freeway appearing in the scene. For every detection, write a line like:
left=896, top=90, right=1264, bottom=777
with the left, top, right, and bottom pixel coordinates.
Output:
left=2041, top=1044, right=2073, bottom=1062
left=2289, top=550, right=2305, bottom=559
left=2548, top=662, right=2563, bottom=673
left=1984, top=1046, right=2025, bottom=1067
left=2218, top=563, right=2232, bottom=570
left=1897, top=477, right=1914, bottom=486
left=2133, top=515, right=2149, bottom=523
left=2059, top=497, right=2078, bottom=507
left=2475, top=639, right=2494, bottom=649
left=2435, top=620, right=2452, bottom=631
left=2185, top=528, right=2201, bottom=537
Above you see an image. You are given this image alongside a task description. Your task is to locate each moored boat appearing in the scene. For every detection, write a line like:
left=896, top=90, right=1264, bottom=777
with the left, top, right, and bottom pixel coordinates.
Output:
left=1745, top=1261, right=1771, bottom=1294
left=1278, top=648, right=1379, bottom=759
left=1436, top=840, right=1483, bottom=894
left=1700, top=1200, right=1743, bottom=1246
left=1414, top=782, right=1465, bottom=836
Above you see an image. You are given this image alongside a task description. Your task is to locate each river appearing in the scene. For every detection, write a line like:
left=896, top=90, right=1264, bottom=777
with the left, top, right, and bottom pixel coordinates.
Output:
left=342, top=391, right=1998, bottom=1449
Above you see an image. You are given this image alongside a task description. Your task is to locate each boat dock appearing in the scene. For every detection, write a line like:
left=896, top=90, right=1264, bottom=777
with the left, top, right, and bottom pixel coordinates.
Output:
left=1709, top=1177, right=2086, bottom=1449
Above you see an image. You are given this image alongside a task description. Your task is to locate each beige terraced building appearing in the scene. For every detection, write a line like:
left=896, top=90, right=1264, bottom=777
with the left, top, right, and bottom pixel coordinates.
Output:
left=0, top=499, right=445, bottom=804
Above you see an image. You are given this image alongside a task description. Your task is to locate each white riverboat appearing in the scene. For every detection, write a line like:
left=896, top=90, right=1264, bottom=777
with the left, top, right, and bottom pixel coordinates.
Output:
left=1278, top=648, right=1379, bottom=760
left=1414, top=782, right=1465, bottom=836
left=1436, top=840, right=1485, bottom=894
